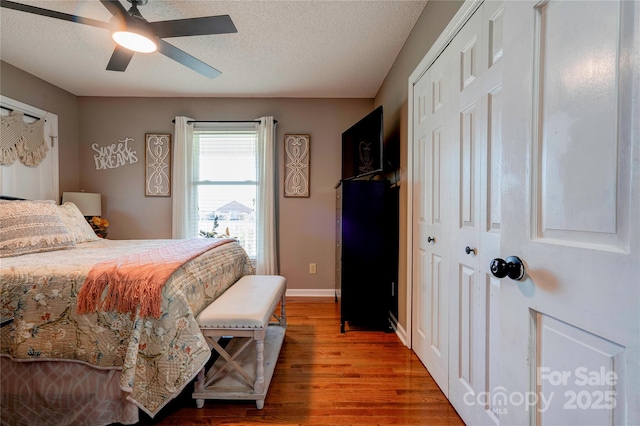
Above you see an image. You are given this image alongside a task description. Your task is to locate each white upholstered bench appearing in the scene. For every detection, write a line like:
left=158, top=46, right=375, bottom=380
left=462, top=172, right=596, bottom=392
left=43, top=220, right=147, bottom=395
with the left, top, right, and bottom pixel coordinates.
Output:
left=193, top=274, right=287, bottom=410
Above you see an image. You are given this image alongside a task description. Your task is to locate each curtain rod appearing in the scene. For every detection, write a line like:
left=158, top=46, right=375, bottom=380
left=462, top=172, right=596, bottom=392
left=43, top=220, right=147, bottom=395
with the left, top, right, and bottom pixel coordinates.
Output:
left=171, top=119, right=278, bottom=124
left=1, top=105, right=42, bottom=121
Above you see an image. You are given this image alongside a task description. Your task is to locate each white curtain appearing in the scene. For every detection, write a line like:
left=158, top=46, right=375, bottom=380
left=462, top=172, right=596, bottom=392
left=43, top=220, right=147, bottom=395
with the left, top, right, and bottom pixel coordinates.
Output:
left=172, top=116, right=197, bottom=239
left=256, top=116, right=278, bottom=274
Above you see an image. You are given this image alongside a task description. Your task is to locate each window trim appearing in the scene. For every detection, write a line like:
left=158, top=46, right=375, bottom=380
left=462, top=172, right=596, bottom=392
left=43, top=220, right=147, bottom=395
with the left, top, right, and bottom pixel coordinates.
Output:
left=192, top=125, right=259, bottom=261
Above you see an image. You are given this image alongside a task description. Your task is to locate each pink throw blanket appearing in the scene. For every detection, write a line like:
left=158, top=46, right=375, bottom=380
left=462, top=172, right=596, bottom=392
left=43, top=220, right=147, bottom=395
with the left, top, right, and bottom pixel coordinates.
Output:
left=77, top=238, right=234, bottom=318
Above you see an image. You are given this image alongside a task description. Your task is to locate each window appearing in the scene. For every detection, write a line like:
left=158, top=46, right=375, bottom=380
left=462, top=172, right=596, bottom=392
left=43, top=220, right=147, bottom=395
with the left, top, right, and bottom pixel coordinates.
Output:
left=173, top=116, right=277, bottom=274
left=193, top=125, right=258, bottom=259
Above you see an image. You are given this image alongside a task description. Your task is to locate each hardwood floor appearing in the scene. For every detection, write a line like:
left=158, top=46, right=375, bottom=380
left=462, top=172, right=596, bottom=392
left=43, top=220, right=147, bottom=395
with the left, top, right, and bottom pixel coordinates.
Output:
left=134, top=297, right=464, bottom=425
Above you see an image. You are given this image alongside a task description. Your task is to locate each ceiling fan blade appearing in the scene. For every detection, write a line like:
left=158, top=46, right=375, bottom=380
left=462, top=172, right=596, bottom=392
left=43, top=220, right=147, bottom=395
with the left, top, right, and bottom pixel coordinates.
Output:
left=150, top=15, right=237, bottom=38
left=158, top=40, right=220, bottom=79
left=106, top=46, right=135, bottom=72
left=1, top=0, right=109, bottom=29
left=99, top=0, right=128, bottom=17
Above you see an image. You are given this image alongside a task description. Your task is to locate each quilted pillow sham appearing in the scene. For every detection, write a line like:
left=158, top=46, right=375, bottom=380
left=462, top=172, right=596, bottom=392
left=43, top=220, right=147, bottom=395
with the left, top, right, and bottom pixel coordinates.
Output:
left=0, top=199, right=76, bottom=257
left=57, top=202, right=100, bottom=243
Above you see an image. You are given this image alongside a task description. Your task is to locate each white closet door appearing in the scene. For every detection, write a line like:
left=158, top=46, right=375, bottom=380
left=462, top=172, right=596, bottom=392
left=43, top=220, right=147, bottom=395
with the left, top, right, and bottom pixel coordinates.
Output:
left=411, top=2, right=504, bottom=425
left=477, top=2, right=504, bottom=424
left=448, top=2, right=504, bottom=424
left=0, top=96, right=59, bottom=201
left=411, top=38, right=453, bottom=395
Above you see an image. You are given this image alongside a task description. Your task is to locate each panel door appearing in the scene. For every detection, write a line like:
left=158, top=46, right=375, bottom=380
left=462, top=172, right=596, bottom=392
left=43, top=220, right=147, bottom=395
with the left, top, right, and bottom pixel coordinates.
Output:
left=448, top=2, right=504, bottom=424
left=411, top=38, right=453, bottom=394
left=500, top=1, right=639, bottom=424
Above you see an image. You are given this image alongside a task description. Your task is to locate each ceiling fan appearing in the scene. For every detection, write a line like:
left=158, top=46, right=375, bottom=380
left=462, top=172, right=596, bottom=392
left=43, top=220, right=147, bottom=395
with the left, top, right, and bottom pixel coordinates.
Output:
left=0, top=0, right=237, bottom=78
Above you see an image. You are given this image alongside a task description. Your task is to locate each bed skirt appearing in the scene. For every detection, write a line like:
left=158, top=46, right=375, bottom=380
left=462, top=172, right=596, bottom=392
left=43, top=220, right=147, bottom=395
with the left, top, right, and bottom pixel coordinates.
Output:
left=0, top=356, right=139, bottom=426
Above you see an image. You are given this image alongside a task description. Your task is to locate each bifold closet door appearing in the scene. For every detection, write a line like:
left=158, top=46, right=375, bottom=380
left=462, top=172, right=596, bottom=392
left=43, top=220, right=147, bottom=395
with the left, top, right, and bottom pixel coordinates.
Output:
left=411, top=39, right=453, bottom=394
left=412, top=2, right=504, bottom=425
left=447, top=2, right=504, bottom=425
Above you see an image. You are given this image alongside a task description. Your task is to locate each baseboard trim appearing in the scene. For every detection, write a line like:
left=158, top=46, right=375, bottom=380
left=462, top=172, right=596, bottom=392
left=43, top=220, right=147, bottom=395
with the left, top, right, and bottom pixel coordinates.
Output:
left=395, top=323, right=408, bottom=347
left=286, top=289, right=336, bottom=298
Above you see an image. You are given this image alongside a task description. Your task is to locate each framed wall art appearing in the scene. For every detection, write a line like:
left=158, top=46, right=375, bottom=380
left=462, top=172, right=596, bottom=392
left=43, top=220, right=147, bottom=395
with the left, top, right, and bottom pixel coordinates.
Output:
left=145, top=133, right=172, bottom=197
left=284, top=134, right=310, bottom=198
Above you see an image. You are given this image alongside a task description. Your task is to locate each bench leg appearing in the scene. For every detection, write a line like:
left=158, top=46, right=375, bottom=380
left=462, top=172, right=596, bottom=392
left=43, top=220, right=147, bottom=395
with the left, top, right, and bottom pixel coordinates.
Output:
left=254, top=334, right=265, bottom=395
left=195, top=367, right=205, bottom=408
left=270, top=292, right=287, bottom=327
left=279, top=293, right=287, bottom=326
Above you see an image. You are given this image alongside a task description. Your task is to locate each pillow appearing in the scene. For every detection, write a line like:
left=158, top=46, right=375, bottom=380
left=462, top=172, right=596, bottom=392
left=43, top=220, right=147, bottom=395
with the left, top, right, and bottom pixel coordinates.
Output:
left=0, top=199, right=76, bottom=257
left=57, top=202, right=100, bottom=243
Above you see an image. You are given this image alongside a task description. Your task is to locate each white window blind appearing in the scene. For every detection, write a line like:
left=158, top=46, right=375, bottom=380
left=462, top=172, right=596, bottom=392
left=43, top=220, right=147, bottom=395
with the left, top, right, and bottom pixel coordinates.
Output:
left=193, top=125, right=258, bottom=259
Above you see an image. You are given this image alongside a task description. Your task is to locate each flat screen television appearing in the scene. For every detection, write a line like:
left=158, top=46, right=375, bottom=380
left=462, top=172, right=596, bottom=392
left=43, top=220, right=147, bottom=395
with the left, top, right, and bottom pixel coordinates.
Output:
left=341, top=106, right=383, bottom=180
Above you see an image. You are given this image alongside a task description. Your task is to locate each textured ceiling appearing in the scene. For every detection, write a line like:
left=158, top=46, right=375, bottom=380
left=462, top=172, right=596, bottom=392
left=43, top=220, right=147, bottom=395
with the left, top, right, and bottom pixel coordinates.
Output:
left=0, top=0, right=427, bottom=98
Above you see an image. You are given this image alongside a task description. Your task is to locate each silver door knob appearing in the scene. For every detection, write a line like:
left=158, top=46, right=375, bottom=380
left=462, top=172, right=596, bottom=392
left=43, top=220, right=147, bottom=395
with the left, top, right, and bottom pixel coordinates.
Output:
left=490, top=256, right=525, bottom=281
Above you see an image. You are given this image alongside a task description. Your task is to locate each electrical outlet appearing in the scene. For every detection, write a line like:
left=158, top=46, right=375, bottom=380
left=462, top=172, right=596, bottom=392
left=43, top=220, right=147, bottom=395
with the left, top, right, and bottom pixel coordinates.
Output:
left=309, top=263, right=317, bottom=274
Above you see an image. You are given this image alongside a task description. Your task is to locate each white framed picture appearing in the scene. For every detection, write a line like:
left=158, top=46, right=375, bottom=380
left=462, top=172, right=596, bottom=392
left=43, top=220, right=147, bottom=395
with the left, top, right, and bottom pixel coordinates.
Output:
left=145, top=133, right=171, bottom=197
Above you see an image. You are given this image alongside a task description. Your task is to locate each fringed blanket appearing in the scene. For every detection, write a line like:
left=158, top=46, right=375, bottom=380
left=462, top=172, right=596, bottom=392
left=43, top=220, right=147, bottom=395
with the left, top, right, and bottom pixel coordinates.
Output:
left=77, top=238, right=235, bottom=318
left=0, top=111, right=47, bottom=166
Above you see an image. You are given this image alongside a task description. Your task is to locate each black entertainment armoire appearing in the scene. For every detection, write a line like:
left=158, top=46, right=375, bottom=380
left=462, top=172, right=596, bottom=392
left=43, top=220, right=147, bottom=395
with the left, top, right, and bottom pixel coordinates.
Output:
left=336, top=178, right=399, bottom=333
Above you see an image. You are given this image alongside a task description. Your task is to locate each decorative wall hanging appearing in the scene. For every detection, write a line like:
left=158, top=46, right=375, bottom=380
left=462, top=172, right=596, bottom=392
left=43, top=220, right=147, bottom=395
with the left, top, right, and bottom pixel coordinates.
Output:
left=284, top=134, right=310, bottom=198
left=92, top=138, right=138, bottom=170
left=0, top=111, right=47, bottom=166
left=145, top=133, right=172, bottom=197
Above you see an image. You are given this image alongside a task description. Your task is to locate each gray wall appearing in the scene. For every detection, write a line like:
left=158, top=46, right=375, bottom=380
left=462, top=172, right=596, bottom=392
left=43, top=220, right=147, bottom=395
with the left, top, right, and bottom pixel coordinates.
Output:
left=77, top=97, right=372, bottom=291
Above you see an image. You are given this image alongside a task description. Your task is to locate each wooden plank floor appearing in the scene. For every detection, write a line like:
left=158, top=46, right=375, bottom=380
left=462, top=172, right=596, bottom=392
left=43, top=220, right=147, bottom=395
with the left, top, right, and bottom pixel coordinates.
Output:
left=132, top=297, right=464, bottom=425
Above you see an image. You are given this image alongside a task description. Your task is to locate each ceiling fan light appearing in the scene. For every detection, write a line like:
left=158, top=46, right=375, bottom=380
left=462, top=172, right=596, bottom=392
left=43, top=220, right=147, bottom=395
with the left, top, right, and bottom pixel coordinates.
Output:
left=112, top=30, right=157, bottom=53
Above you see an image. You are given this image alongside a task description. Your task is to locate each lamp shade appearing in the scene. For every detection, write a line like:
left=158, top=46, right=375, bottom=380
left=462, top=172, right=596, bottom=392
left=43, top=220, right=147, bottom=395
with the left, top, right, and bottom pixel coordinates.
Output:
left=62, top=192, right=102, bottom=217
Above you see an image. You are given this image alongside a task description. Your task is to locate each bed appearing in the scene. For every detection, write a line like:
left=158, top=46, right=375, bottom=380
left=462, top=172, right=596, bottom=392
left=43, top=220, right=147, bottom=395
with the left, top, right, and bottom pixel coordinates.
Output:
left=0, top=199, right=254, bottom=425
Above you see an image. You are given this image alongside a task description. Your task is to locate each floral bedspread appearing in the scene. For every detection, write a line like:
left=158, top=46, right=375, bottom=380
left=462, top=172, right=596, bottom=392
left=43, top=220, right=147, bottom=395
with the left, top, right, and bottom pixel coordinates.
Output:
left=0, top=239, right=254, bottom=417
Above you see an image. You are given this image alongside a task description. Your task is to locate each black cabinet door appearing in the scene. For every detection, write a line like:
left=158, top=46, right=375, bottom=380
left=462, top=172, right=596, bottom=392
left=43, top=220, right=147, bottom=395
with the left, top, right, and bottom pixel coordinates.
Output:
left=340, top=180, right=394, bottom=331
